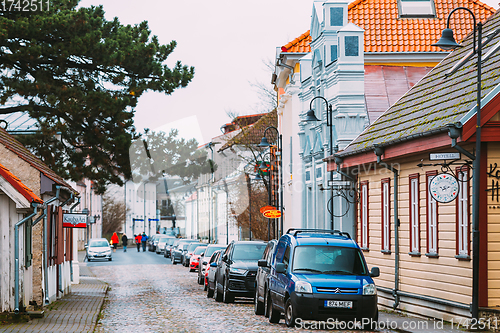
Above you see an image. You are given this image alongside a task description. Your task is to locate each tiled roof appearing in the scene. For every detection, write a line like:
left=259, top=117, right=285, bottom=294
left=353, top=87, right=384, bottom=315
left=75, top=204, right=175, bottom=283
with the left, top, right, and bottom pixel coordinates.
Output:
left=281, top=0, right=495, bottom=54
left=0, top=127, right=76, bottom=193
left=218, top=110, right=278, bottom=152
left=0, top=162, right=43, bottom=204
left=349, top=0, right=495, bottom=53
left=282, top=31, right=311, bottom=53
left=338, top=10, right=500, bottom=157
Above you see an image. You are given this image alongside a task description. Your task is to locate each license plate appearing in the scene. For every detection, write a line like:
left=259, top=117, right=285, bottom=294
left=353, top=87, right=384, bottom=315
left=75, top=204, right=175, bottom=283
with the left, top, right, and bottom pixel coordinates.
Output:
left=324, top=300, right=353, bottom=308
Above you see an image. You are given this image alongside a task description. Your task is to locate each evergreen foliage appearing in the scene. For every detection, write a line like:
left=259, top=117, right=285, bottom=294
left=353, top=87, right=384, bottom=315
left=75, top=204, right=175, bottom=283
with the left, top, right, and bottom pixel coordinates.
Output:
left=0, top=0, right=195, bottom=193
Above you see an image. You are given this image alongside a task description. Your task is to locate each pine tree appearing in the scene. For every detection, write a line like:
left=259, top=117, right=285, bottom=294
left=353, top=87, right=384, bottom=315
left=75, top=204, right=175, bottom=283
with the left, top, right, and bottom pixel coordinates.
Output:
left=0, top=0, right=195, bottom=193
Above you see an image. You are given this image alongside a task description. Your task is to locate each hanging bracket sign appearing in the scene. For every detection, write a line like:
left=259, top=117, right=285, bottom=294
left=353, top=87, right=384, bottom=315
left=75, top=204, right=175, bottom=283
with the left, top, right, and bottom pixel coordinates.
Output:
left=62, top=213, right=88, bottom=228
left=263, top=210, right=282, bottom=219
left=260, top=205, right=276, bottom=214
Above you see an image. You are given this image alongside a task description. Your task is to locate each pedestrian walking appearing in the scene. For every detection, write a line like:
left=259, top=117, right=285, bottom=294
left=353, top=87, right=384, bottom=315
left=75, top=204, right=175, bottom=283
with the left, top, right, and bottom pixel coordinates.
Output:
left=122, top=233, right=128, bottom=252
left=111, top=232, right=119, bottom=252
left=141, top=232, right=148, bottom=252
left=135, top=234, right=141, bottom=252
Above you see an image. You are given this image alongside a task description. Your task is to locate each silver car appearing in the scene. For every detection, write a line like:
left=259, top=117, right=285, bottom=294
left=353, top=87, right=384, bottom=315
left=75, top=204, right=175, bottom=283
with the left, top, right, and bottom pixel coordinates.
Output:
left=86, top=238, right=112, bottom=261
left=156, top=235, right=175, bottom=254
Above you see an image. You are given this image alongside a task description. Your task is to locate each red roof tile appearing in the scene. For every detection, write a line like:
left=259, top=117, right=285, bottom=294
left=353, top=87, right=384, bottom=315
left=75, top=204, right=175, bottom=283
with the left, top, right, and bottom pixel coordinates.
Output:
left=0, top=127, right=76, bottom=193
left=281, top=0, right=495, bottom=54
left=0, top=162, right=43, bottom=204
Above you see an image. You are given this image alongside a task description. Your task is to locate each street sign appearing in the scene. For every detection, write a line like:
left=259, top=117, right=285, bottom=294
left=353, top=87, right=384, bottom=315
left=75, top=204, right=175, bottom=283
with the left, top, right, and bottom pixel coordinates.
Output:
left=429, top=153, right=461, bottom=160
left=260, top=205, right=276, bottom=214
left=263, top=210, right=282, bottom=218
left=62, top=213, right=87, bottom=228
left=328, top=180, right=352, bottom=187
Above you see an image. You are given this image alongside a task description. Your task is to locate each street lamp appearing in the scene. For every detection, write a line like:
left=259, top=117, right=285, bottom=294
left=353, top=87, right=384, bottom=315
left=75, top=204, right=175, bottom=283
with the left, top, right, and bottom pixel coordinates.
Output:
left=432, top=7, right=483, bottom=320
left=258, top=126, right=283, bottom=238
left=301, top=96, right=334, bottom=229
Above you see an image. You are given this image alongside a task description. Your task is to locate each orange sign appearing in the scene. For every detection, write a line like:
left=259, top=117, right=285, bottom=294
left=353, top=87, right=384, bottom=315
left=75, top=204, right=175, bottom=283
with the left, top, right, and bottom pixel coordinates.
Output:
left=263, top=210, right=282, bottom=218
left=260, top=205, right=276, bottom=214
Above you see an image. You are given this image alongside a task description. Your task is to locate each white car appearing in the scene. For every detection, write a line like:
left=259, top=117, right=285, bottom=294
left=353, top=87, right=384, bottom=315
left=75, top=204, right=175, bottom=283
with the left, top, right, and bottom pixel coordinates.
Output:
left=86, top=238, right=112, bottom=261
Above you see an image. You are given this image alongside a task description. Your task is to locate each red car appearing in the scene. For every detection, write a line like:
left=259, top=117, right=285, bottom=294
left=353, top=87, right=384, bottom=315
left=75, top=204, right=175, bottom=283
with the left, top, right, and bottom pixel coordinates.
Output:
left=189, top=246, right=207, bottom=272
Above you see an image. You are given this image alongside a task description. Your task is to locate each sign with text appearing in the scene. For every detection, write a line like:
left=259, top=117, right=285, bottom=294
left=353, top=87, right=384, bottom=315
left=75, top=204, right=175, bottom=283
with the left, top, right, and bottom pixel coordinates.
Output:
left=260, top=205, right=276, bottom=214
left=429, top=153, right=461, bottom=160
left=62, top=213, right=88, bottom=228
left=263, top=210, right=282, bottom=219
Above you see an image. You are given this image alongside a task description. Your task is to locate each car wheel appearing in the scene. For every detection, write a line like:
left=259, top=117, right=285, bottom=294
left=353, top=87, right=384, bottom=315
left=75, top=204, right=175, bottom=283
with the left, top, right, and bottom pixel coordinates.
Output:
left=268, top=292, right=280, bottom=324
left=207, top=284, right=214, bottom=298
left=204, top=282, right=208, bottom=291
left=197, top=275, right=203, bottom=285
left=173, top=259, right=177, bottom=265
left=223, top=279, right=233, bottom=303
left=108, top=258, right=112, bottom=261
left=264, top=289, right=270, bottom=318
left=254, top=289, right=265, bottom=315
left=214, top=281, right=223, bottom=302
left=285, top=299, right=297, bottom=327
left=189, top=268, right=194, bottom=272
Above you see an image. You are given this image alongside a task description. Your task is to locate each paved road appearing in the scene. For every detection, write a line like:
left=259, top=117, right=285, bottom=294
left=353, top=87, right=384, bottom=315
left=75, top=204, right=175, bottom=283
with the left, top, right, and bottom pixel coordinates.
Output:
left=91, top=248, right=400, bottom=333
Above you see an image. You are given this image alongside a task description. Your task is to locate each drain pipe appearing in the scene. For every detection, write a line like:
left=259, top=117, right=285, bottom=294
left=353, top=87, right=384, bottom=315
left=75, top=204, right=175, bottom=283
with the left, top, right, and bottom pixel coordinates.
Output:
left=14, top=203, right=40, bottom=313
left=447, top=123, right=476, bottom=161
left=69, top=196, right=80, bottom=213
left=373, top=144, right=400, bottom=309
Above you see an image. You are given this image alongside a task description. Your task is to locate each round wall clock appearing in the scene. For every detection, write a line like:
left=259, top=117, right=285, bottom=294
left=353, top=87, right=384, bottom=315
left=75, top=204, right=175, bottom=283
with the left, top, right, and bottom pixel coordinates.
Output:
left=429, top=173, right=459, bottom=203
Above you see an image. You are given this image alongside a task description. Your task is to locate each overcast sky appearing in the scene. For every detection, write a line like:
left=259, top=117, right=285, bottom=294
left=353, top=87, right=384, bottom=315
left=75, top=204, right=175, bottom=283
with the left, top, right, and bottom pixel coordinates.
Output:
left=79, top=0, right=499, bottom=145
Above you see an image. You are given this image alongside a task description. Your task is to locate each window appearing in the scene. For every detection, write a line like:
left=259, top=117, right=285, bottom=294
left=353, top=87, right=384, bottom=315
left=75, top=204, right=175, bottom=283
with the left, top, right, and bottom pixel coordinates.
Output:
left=330, top=7, right=343, bottom=26
left=360, top=181, right=369, bottom=249
left=345, top=36, right=359, bottom=57
left=283, top=246, right=290, bottom=268
left=456, top=167, right=470, bottom=258
left=398, top=0, right=435, bottom=18
left=409, top=174, right=420, bottom=255
left=426, top=171, right=438, bottom=256
left=381, top=178, right=391, bottom=253
left=330, top=45, right=338, bottom=63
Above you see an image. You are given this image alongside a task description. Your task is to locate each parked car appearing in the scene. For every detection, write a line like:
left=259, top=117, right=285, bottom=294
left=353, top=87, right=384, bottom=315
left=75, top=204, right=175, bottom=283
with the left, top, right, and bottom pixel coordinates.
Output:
left=214, top=240, right=267, bottom=303
left=206, top=249, right=224, bottom=298
left=171, top=239, right=199, bottom=265
left=148, top=234, right=159, bottom=252
left=197, top=244, right=227, bottom=285
left=183, top=242, right=205, bottom=267
left=254, top=239, right=278, bottom=316
left=189, top=245, right=207, bottom=272
left=164, top=238, right=179, bottom=258
left=86, top=238, right=112, bottom=262
left=156, top=235, right=175, bottom=254
left=266, top=229, right=380, bottom=327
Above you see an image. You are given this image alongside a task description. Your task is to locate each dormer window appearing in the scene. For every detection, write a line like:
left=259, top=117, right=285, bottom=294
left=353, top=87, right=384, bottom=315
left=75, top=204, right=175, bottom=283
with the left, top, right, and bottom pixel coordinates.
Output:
left=398, top=0, right=435, bottom=18
left=330, top=7, right=343, bottom=27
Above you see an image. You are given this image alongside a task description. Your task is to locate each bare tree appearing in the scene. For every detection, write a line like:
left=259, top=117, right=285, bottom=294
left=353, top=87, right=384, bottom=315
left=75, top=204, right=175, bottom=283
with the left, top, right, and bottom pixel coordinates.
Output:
left=102, top=192, right=129, bottom=235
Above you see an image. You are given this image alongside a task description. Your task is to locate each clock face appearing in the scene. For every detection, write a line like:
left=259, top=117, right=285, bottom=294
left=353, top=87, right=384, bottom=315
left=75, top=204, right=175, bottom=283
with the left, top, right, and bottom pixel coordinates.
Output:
left=429, top=173, right=459, bottom=203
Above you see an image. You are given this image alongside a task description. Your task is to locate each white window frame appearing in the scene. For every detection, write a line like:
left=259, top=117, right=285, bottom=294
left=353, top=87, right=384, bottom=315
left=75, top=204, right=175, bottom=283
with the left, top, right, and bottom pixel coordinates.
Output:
left=360, top=182, right=369, bottom=249
left=427, top=172, right=438, bottom=255
left=381, top=179, right=390, bottom=252
left=410, top=175, right=420, bottom=253
left=457, top=168, right=469, bottom=256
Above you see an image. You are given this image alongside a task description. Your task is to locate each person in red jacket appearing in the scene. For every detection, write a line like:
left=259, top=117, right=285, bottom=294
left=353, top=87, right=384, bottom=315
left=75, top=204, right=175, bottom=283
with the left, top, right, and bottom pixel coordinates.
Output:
left=135, top=234, right=142, bottom=252
left=111, top=232, right=119, bottom=252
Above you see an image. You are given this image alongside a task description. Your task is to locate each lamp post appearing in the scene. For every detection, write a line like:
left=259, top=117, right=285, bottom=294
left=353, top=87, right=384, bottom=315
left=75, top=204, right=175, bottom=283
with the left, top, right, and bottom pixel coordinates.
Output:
left=257, top=126, right=283, bottom=238
left=302, top=96, right=334, bottom=229
left=432, top=7, right=482, bottom=320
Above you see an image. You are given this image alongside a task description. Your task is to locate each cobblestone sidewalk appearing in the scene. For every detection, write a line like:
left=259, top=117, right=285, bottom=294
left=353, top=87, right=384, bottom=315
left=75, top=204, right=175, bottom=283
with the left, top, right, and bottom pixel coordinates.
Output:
left=0, top=263, right=108, bottom=333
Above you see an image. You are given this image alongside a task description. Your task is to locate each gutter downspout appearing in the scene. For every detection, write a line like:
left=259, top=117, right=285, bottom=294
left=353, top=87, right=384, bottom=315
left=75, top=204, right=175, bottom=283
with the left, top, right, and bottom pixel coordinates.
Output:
left=447, top=123, right=476, bottom=161
left=70, top=197, right=80, bottom=213
left=14, top=203, right=40, bottom=313
left=373, top=144, right=400, bottom=309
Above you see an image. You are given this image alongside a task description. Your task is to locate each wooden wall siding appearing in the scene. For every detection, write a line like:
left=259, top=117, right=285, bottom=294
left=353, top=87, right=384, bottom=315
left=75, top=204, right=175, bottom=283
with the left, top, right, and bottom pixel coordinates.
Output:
left=487, top=142, right=500, bottom=307
left=357, top=154, right=473, bottom=306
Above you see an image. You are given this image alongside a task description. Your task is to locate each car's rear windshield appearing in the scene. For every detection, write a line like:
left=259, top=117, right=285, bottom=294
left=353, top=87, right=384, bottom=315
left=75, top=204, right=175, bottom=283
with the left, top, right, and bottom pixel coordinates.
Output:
left=205, top=246, right=226, bottom=257
left=90, top=240, right=108, bottom=247
left=232, top=243, right=267, bottom=260
left=188, top=243, right=203, bottom=251
left=194, top=246, right=207, bottom=255
left=292, top=246, right=367, bottom=275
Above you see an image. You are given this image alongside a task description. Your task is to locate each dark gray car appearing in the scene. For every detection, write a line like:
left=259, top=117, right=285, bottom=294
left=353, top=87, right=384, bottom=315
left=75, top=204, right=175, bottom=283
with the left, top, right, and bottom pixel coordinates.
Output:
left=171, top=239, right=199, bottom=264
left=254, top=239, right=278, bottom=316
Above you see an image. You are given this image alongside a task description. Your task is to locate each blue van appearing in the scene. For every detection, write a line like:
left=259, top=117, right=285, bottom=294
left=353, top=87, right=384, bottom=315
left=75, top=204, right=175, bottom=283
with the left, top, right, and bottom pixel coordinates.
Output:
left=266, top=229, right=379, bottom=327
